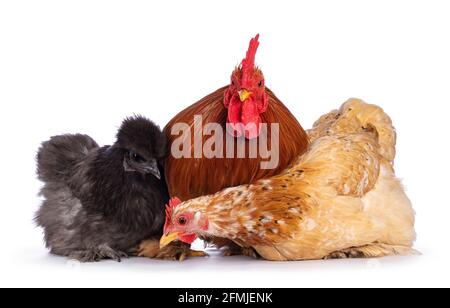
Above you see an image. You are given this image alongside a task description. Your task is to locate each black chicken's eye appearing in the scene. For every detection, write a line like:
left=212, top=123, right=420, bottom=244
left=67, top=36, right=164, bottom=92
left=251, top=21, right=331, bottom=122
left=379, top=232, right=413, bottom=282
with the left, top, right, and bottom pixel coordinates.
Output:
left=131, top=152, right=146, bottom=163
left=258, top=80, right=263, bottom=87
left=178, top=217, right=187, bottom=226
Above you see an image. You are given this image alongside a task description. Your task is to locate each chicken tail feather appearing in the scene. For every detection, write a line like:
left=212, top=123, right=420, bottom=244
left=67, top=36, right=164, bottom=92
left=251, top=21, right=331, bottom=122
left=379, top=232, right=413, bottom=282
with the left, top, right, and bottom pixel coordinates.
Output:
left=342, top=98, right=397, bottom=163
left=310, top=98, right=397, bottom=163
left=37, top=134, right=99, bottom=183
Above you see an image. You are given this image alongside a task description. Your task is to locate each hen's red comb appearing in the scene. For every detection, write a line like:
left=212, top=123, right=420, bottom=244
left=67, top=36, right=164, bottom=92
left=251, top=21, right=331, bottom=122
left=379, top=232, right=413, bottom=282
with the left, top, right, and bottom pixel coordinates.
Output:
left=241, top=34, right=260, bottom=83
left=165, top=197, right=182, bottom=226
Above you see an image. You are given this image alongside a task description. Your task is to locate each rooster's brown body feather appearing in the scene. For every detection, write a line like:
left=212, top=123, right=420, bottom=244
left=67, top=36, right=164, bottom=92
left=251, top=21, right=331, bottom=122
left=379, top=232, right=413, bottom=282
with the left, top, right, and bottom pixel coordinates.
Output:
left=164, top=86, right=309, bottom=201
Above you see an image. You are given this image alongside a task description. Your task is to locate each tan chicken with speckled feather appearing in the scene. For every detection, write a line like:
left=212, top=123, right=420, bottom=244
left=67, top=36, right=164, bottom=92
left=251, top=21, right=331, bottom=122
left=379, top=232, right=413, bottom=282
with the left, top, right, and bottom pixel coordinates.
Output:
left=160, top=99, right=416, bottom=261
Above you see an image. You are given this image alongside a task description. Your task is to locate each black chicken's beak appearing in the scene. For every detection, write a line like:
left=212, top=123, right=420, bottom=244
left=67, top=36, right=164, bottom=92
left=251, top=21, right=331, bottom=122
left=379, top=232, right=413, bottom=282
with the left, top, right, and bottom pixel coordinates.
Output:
left=144, top=159, right=161, bottom=180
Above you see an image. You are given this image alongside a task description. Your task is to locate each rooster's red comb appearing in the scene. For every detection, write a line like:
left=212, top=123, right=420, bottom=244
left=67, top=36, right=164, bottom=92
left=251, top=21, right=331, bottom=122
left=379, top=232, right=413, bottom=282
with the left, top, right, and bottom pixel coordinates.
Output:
left=241, top=34, right=260, bottom=82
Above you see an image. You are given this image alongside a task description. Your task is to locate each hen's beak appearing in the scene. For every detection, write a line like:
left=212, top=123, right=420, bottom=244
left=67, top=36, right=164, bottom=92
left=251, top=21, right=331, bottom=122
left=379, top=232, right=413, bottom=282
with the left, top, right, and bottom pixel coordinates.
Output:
left=160, top=232, right=179, bottom=249
left=239, top=89, right=252, bottom=102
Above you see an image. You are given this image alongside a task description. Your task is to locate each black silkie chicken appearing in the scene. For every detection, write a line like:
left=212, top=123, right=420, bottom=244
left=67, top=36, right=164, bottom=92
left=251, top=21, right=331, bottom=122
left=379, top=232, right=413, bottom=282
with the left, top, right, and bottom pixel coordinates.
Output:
left=36, top=116, right=184, bottom=262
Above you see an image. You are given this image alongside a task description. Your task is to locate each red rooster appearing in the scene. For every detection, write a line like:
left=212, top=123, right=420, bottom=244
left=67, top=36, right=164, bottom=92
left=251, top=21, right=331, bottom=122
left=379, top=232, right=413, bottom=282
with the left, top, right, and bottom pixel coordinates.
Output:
left=164, top=35, right=309, bottom=201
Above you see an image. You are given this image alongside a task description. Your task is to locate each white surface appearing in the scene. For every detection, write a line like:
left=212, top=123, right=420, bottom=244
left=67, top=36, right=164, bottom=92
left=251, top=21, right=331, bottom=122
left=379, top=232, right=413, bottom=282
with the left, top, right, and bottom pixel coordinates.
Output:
left=0, top=0, right=449, bottom=288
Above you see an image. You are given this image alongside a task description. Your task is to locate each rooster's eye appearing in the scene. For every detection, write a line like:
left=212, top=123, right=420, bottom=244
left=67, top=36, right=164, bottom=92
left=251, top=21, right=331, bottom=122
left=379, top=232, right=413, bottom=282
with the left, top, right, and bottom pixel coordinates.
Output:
left=258, top=81, right=263, bottom=88
left=178, top=217, right=187, bottom=226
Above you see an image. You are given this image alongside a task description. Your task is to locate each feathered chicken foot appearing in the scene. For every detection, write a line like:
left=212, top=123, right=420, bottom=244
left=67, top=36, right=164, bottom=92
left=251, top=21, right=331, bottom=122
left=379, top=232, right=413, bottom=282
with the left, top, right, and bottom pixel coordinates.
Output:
left=325, top=243, right=419, bottom=259
left=214, top=240, right=259, bottom=259
left=223, top=245, right=260, bottom=259
left=136, top=239, right=208, bottom=261
left=65, top=245, right=128, bottom=262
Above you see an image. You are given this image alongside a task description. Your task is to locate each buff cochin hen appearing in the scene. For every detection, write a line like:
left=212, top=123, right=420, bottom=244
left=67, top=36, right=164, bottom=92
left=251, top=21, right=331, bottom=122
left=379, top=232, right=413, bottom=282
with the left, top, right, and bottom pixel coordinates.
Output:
left=160, top=99, right=417, bottom=261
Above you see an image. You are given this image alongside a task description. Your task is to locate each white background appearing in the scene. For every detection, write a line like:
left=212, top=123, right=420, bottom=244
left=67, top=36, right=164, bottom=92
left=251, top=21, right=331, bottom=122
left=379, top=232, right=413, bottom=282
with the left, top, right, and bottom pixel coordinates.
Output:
left=0, top=0, right=449, bottom=288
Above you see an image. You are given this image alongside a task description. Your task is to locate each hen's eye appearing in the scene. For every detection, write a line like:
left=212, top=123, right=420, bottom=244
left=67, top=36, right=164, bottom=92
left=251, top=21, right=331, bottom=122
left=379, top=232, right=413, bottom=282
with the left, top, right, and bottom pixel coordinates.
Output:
left=232, top=80, right=235, bottom=86
left=258, top=81, right=263, bottom=88
left=131, top=152, right=146, bottom=163
left=178, top=216, right=187, bottom=226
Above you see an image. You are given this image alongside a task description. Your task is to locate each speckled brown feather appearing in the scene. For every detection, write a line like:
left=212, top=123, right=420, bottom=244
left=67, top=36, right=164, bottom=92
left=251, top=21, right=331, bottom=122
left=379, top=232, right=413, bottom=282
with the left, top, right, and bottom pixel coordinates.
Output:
left=164, top=86, right=309, bottom=201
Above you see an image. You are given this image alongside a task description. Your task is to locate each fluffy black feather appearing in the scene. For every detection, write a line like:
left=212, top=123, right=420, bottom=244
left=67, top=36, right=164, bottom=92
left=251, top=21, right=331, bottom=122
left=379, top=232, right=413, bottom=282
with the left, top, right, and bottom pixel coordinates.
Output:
left=35, top=116, right=169, bottom=262
left=117, top=115, right=167, bottom=161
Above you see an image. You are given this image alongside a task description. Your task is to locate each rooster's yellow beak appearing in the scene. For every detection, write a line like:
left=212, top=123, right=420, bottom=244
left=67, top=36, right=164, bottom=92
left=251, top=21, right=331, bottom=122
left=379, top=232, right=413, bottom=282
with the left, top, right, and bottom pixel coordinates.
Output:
left=160, top=232, right=179, bottom=249
left=239, top=89, right=252, bottom=102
